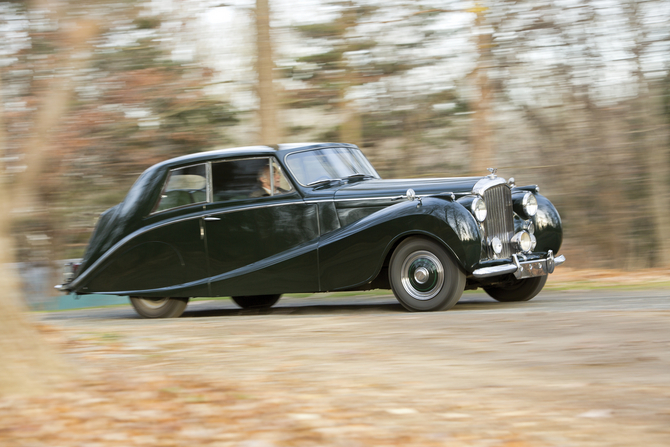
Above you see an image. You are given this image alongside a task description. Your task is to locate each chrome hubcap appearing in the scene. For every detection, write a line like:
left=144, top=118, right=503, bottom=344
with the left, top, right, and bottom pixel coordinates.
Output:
left=400, top=251, right=445, bottom=301
left=414, top=267, right=430, bottom=284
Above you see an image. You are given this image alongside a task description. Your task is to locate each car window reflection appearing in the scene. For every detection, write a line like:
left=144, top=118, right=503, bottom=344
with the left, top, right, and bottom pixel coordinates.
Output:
left=286, top=147, right=379, bottom=186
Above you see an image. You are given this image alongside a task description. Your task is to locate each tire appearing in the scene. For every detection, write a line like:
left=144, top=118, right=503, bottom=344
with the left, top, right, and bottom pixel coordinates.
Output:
left=389, top=237, right=466, bottom=312
left=129, top=297, right=189, bottom=318
left=231, top=294, right=281, bottom=309
left=483, top=275, right=547, bottom=302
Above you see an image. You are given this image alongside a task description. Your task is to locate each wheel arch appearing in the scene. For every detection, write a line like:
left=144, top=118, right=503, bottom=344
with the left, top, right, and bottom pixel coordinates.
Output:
left=387, top=235, right=467, bottom=311
left=373, top=231, right=469, bottom=286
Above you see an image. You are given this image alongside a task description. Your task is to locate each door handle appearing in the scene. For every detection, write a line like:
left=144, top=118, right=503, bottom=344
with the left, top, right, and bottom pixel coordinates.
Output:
left=204, top=216, right=221, bottom=221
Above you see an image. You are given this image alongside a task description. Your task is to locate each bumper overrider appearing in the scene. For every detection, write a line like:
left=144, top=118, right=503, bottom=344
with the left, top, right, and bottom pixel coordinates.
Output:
left=472, top=250, right=566, bottom=280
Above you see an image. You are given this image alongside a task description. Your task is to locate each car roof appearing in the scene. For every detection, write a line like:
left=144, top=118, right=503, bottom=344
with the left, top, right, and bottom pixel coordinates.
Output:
left=152, top=142, right=359, bottom=172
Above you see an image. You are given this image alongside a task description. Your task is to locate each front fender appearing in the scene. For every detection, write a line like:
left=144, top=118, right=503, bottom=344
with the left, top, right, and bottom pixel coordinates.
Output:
left=318, top=197, right=482, bottom=291
left=532, top=194, right=563, bottom=254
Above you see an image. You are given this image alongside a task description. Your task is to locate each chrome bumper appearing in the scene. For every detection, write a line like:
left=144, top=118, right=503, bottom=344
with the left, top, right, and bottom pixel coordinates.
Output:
left=472, top=250, right=565, bottom=280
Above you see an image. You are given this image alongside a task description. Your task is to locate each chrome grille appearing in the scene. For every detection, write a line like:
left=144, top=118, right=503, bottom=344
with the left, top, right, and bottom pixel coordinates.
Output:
left=482, top=184, right=514, bottom=259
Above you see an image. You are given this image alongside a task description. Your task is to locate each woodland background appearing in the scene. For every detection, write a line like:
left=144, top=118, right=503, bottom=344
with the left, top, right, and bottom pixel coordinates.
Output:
left=1, top=0, right=669, bottom=305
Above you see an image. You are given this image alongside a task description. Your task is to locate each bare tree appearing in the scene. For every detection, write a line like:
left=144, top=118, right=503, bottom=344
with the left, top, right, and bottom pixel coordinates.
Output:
left=469, top=3, right=495, bottom=175
left=0, top=7, right=99, bottom=395
left=256, top=0, right=281, bottom=144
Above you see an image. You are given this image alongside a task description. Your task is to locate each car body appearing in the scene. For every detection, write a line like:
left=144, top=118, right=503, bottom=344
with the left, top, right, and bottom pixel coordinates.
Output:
left=59, top=142, right=565, bottom=317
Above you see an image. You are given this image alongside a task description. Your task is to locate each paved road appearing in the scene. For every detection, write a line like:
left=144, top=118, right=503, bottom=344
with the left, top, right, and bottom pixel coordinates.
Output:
left=37, top=289, right=670, bottom=446
left=41, top=288, right=670, bottom=323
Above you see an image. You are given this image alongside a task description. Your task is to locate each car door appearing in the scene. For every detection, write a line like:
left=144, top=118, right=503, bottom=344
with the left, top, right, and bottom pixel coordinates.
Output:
left=204, top=157, right=320, bottom=297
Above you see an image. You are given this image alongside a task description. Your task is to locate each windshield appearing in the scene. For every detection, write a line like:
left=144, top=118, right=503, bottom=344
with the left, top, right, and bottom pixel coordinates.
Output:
left=285, top=147, right=380, bottom=186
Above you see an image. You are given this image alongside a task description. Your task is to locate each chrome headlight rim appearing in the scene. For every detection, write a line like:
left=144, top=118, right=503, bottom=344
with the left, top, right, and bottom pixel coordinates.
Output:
left=522, top=192, right=538, bottom=217
left=471, top=197, right=487, bottom=222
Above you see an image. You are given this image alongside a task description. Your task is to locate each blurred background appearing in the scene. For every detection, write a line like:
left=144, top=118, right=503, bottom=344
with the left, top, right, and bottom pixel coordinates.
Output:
left=1, top=0, right=669, bottom=308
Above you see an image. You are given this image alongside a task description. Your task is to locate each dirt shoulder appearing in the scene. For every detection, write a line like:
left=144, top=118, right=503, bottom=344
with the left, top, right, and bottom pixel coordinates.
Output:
left=547, top=267, right=670, bottom=290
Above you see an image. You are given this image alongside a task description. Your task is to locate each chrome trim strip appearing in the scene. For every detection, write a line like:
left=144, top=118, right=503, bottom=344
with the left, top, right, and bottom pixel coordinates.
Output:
left=206, top=161, right=213, bottom=203
left=303, top=197, right=395, bottom=204
left=305, top=194, right=460, bottom=204
left=206, top=199, right=306, bottom=215
left=332, top=196, right=404, bottom=203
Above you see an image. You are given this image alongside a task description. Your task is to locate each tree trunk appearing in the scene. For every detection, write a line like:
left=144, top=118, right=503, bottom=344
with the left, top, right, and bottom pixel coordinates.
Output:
left=0, top=16, right=99, bottom=396
left=0, top=77, right=71, bottom=396
left=0, top=211, right=72, bottom=396
left=469, top=4, right=494, bottom=176
left=255, top=0, right=281, bottom=144
left=339, top=68, right=362, bottom=147
left=643, top=89, right=670, bottom=267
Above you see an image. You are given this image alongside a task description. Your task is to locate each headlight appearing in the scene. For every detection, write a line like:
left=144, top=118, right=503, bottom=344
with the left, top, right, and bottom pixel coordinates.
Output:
left=471, top=197, right=487, bottom=222
left=511, top=231, right=533, bottom=253
left=523, top=192, right=538, bottom=217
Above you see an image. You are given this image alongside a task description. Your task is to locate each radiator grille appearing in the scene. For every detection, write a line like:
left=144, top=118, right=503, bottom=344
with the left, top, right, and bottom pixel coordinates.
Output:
left=482, top=185, right=514, bottom=259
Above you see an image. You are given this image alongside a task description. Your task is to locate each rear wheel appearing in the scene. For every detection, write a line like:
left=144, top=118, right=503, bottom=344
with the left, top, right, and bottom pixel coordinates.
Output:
left=129, top=297, right=189, bottom=318
left=389, top=237, right=465, bottom=312
left=483, top=275, right=547, bottom=302
left=231, top=294, right=281, bottom=309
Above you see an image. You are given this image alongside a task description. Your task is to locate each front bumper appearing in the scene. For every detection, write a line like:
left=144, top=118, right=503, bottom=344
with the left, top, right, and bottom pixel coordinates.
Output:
left=472, top=250, right=565, bottom=280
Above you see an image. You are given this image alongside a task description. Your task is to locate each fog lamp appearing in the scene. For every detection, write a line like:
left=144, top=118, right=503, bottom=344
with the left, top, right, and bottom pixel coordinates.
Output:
left=490, top=237, right=503, bottom=254
left=511, top=231, right=533, bottom=253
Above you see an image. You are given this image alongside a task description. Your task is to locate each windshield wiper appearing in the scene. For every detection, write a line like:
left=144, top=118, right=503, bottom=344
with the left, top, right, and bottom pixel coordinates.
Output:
left=306, top=178, right=341, bottom=187
left=344, top=173, right=374, bottom=182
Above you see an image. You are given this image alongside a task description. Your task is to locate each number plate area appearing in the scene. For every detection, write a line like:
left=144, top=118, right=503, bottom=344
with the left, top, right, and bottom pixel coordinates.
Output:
left=514, top=259, right=549, bottom=279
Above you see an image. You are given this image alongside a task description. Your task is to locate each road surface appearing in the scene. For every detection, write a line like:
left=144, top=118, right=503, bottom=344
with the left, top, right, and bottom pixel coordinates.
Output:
left=29, top=289, right=670, bottom=446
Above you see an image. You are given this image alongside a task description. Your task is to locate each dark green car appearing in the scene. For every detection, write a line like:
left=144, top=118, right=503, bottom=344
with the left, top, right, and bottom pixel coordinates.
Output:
left=59, top=142, right=565, bottom=318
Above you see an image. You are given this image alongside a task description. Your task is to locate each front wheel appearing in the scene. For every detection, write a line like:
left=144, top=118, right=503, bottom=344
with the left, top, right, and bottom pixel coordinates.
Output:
left=483, top=275, right=547, bottom=302
left=389, top=237, right=465, bottom=312
left=231, top=294, right=281, bottom=309
left=129, top=297, right=189, bottom=318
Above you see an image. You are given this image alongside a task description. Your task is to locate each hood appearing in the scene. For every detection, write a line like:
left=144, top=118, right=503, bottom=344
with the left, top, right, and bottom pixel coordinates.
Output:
left=333, top=177, right=482, bottom=199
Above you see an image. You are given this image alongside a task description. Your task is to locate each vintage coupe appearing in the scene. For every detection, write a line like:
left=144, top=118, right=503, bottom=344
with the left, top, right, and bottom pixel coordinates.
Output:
left=59, top=142, right=565, bottom=318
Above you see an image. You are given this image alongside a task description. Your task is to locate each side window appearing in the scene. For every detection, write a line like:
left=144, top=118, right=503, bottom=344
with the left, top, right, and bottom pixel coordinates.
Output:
left=211, top=158, right=294, bottom=202
left=153, top=164, right=207, bottom=213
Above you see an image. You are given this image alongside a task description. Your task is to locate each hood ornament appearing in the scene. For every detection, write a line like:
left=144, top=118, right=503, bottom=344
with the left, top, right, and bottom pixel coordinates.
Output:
left=487, top=168, right=497, bottom=179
